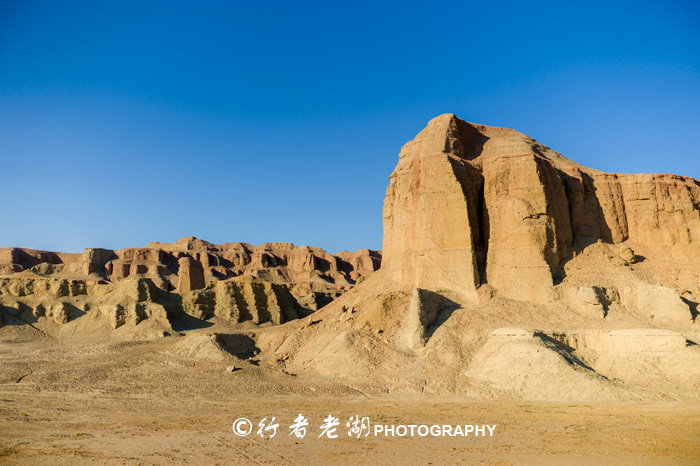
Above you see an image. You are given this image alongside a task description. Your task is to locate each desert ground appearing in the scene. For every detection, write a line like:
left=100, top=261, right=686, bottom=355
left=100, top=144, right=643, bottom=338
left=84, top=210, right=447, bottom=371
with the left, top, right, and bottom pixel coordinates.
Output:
left=1, top=327, right=698, bottom=465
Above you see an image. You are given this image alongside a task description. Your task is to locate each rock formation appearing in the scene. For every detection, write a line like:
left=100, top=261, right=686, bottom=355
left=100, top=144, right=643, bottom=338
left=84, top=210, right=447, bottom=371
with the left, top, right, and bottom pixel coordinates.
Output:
left=255, top=114, right=700, bottom=401
left=181, top=276, right=304, bottom=324
left=0, top=239, right=381, bottom=337
left=383, top=114, right=699, bottom=303
left=0, top=239, right=380, bottom=293
left=0, top=273, right=312, bottom=339
left=177, top=256, right=205, bottom=292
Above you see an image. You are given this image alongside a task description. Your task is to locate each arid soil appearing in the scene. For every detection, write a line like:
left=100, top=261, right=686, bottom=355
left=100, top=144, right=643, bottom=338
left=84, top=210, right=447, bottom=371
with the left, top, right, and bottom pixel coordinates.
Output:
left=1, top=330, right=699, bottom=465
left=3, top=395, right=699, bottom=464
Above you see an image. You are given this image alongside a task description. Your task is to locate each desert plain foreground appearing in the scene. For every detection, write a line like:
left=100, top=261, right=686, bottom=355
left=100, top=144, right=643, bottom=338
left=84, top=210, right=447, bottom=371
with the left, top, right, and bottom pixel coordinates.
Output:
left=1, top=329, right=698, bottom=465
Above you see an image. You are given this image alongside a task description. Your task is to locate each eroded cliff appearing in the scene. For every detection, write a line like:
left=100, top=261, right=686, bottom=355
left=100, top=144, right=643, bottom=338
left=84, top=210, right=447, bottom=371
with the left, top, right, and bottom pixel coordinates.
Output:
left=382, top=114, right=699, bottom=303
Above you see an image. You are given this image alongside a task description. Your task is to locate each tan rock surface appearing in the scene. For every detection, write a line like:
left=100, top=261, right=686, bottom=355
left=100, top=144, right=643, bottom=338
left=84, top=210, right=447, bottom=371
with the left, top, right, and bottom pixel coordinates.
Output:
left=382, top=114, right=699, bottom=302
left=0, top=239, right=381, bottom=293
left=177, top=256, right=205, bottom=292
left=0, top=239, right=381, bottom=336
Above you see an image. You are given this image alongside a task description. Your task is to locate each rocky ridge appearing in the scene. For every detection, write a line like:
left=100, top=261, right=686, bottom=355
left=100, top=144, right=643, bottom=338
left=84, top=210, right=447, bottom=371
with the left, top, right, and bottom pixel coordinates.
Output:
left=0, top=238, right=380, bottom=292
left=0, top=239, right=381, bottom=336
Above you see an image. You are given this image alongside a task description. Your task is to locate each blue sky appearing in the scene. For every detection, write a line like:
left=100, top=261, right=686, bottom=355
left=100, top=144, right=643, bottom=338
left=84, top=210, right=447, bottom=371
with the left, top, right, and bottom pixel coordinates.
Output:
left=1, top=0, right=698, bottom=253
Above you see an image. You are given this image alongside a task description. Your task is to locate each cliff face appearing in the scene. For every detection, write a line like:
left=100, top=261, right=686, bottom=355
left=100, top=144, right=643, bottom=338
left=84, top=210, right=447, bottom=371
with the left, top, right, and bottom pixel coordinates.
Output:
left=382, top=114, right=699, bottom=303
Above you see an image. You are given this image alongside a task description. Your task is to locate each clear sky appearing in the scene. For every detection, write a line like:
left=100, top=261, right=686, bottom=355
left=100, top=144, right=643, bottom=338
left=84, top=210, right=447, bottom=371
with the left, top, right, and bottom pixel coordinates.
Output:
left=1, top=0, right=699, bottom=253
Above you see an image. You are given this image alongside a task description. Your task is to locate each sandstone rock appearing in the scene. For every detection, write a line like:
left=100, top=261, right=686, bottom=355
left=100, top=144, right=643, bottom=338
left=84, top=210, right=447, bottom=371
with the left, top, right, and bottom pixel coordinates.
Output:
left=382, top=115, right=481, bottom=296
left=0, top=271, right=308, bottom=337
left=29, top=263, right=64, bottom=275
left=33, top=303, right=47, bottom=318
left=95, top=300, right=170, bottom=330
left=0, top=264, right=23, bottom=274
left=381, top=113, right=699, bottom=304
left=618, top=284, right=693, bottom=326
left=547, top=329, right=700, bottom=394
left=0, top=248, right=61, bottom=271
left=66, top=248, right=118, bottom=277
left=551, top=328, right=688, bottom=353
left=396, top=288, right=430, bottom=351
left=464, top=328, right=621, bottom=401
left=618, top=247, right=636, bottom=264
left=253, top=113, right=698, bottom=402
left=558, top=285, right=618, bottom=318
left=396, top=288, right=456, bottom=351
left=47, top=302, right=71, bottom=324
left=101, top=304, right=127, bottom=329
left=288, top=251, right=318, bottom=272
left=178, top=257, right=205, bottom=292
left=0, top=239, right=381, bottom=299
left=482, top=151, right=569, bottom=303
left=182, top=276, right=301, bottom=325
left=0, top=277, right=74, bottom=298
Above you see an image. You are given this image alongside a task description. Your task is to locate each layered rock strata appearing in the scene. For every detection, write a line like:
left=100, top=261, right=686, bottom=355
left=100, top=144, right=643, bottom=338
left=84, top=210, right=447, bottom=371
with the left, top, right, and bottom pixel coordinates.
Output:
left=0, top=239, right=380, bottom=334
left=382, top=114, right=699, bottom=303
left=0, top=275, right=314, bottom=335
left=0, top=239, right=380, bottom=293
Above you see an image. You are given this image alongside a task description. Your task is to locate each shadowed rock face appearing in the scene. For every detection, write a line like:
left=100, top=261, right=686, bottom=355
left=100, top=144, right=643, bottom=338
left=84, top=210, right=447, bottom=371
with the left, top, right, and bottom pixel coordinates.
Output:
left=382, top=114, right=700, bottom=303
left=177, top=256, right=205, bottom=293
left=0, top=274, right=308, bottom=337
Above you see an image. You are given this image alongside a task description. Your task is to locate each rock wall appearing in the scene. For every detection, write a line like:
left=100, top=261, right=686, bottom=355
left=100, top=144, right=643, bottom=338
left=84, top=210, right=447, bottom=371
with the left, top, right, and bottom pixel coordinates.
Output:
left=0, top=239, right=381, bottom=294
left=177, top=256, right=205, bottom=292
left=0, top=274, right=316, bottom=335
left=382, top=114, right=700, bottom=303
left=0, top=239, right=379, bottom=336
left=181, top=276, right=303, bottom=325
left=382, top=116, right=481, bottom=295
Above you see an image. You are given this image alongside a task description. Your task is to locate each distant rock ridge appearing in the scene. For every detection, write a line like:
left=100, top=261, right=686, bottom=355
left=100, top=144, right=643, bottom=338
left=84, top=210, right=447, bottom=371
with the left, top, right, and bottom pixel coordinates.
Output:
left=0, top=239, right=381, bottom=333
left=0, top=238, right=382, bottom=293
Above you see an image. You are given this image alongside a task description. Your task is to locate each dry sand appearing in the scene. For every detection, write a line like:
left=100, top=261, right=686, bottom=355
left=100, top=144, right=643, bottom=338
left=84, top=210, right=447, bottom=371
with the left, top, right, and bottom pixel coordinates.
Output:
left=1, top=332, right=698, bottom=465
